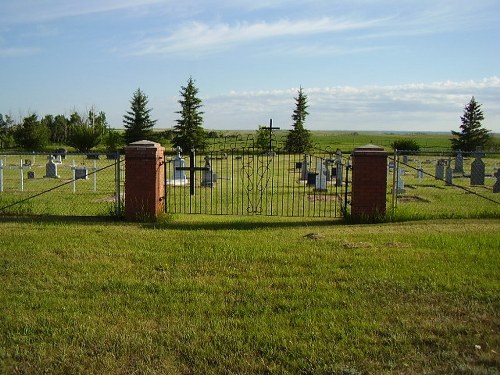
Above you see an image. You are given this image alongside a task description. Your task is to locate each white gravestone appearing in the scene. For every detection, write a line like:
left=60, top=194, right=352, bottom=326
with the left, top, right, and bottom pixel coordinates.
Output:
left=170, top=146, right=187, bottom=186
left=416, top=161, right=424, bottom=179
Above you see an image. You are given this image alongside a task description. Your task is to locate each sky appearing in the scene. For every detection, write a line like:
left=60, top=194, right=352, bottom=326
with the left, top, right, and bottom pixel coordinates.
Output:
left=1, top=0, right=499, bottom=133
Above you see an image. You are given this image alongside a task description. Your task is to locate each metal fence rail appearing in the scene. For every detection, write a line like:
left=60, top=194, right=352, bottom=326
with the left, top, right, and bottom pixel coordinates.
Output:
left=0, top=152, right=123, bottom=217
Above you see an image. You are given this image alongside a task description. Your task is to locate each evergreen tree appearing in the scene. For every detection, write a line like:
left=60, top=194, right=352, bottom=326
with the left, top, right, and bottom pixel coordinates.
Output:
left=173, top=77, right=207, bottom=152
left=123, top=88, right=156, bottom=144
left=285, top=86, right=312, bottom=153
left=451, top=97, right=491, bottom=152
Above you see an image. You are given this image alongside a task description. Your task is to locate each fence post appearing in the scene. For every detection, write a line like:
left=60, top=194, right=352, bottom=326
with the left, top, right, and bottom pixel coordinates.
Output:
left=351, top=144, right=388, bottom=220
left=124, top=140, right=165, bottom=221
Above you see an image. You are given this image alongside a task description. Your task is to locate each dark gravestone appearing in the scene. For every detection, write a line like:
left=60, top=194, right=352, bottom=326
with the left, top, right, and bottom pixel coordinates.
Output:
left=493, top=169, right=500, bottom=193
left=470, top=154, right=485, bottom=186
left=27, top=171, right=35, bottom=179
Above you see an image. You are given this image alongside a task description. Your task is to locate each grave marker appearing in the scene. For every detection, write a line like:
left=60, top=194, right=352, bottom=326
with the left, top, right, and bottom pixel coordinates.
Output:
left=470, top=152, right=485, bottom=186
left=44, top=156, right=59, bottom=178
left=201, top=155, right=217, bottom=187
left=493, top=169, right=500, bottom=193
left=454, top=151, right=464, bottom=173
left=435, top=159, right=446, bottom=180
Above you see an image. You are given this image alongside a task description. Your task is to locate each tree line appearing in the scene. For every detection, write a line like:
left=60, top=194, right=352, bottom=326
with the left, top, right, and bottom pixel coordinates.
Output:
left=0, top=78, right=494, bottom=153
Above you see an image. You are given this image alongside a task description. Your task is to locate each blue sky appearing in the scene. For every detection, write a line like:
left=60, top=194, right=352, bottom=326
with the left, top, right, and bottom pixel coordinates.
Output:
left=1, top=0, right=499, bottom=133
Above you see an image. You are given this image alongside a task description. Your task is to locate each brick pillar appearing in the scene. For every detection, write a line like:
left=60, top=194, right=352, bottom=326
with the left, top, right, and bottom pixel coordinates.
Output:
left=351, top=144, right=388, bottom=219
left=125, top=140, right=165, bottom=221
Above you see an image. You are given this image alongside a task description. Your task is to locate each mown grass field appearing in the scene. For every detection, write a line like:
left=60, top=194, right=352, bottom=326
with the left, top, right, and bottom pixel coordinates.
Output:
left=1, top=215, right=499, bottom=374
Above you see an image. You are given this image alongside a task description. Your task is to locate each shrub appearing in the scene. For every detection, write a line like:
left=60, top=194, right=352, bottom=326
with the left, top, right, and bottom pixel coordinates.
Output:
left=390, top=139, right=420, bottom=152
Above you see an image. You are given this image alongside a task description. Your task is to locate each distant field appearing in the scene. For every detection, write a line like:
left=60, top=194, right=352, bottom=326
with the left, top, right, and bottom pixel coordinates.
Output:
left=158, top=130, right=499, bottom=153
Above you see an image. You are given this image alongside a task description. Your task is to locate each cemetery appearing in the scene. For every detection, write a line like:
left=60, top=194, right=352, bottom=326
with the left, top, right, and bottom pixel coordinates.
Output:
left=0, top=135, right=499, bottom=375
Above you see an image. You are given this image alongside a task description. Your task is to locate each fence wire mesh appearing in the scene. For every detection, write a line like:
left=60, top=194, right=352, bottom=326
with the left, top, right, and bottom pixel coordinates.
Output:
left=0, top=152, right=124, bottom=217
left=389, top=150, right=500, bottom=219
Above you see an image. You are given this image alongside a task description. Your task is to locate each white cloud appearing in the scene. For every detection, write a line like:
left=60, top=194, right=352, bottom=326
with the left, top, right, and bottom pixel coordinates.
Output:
left=0, top=46, right=41, bottom=57
left=128, top=17, right=387, bottom=56
left=202, top=77, right=500, bottom=132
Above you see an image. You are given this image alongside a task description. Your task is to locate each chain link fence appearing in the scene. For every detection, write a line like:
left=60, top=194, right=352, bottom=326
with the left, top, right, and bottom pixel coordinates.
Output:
left=0, top=152, right=124, bottom=217
left=389, top=150, right=500, bottom=219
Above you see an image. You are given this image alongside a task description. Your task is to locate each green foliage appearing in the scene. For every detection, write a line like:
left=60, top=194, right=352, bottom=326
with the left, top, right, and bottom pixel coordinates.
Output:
left=13, top=113, right=50, bottom=150
left=451, top=97, right=491, bottom=152
left=104, top=130, right=123, bottom=152
left=67, top=110, right=108, bottom=152
left=255, top=127, right=272, bottom=151
left=285, top=87, right=312, bottom=153
left=123, top=88, right=157, bottom=145
left=390, top=138, right=421, bottom=151
left=172, top=77, right=207, bottom=152
left=0, top=114, right=15, bottom=149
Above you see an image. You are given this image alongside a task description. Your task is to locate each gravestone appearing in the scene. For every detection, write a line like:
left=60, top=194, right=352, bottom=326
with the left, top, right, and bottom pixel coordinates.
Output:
left=74, top=167, right=88, bottom=180
left=172, top=146, right=187, bottom=185
left=396, top=168, right=405, bottom=193
left=445, top=161, right=453, bottom=186
left=335, top=149, right=343, bottom=186
left=416, top=161, right=424, bottom=179
left=435, top=159, right=446, bottom=180
left=454, top=151, right=464, bottom=173
left=300, top=155, right=309, bottom=180
left=315, top=160, right=328, bottom=191
left=27, top=171, right=35, bottom=179
left=44, top=156, right=59, bottom=178
left=493, top=169, right=500, bottom=193
left=470, top=153, right=485, bottom=186
left=201, top=155, right=217, bottom=187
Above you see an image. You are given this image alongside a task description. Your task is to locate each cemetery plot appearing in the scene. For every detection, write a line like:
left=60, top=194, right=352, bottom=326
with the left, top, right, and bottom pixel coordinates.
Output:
left=0, top=153, right=123, bottom=216
left=164, top=148, right=349, bottom=218
left=390, top=151, right=500, bottom=219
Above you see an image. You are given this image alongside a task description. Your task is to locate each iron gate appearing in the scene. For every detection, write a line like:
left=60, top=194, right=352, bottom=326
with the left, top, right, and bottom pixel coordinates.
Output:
left=164, top=147, right=350, bottom=218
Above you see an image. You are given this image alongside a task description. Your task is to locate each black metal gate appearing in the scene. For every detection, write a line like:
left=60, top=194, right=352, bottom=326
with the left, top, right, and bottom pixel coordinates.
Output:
left=164, top=147, right=349, bottom=218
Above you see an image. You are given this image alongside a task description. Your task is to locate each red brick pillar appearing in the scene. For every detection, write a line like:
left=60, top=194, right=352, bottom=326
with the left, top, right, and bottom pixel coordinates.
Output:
left=351, top=144, right=388, bottom=220
left=125, top=140, right=165, bottom=221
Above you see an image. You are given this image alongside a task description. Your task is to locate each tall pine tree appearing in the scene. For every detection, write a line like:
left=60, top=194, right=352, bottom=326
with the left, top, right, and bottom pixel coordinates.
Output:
left=172, top=77, right=207, bottom=152
left=123, top=88, right=156, bottom=144
left=451, top=96, right=491, bottom=152
left=285, top=86, right=312, bottom=153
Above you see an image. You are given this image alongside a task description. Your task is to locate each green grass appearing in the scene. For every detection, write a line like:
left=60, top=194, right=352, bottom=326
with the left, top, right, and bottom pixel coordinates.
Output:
left=1, top=215, right=499, bottom=374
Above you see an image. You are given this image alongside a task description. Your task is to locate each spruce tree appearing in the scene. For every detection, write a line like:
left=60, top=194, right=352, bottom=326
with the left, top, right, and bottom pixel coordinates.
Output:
left=451, top=97, right=491, bottom=152
left=123, top=88, right=156, bottom=144
left=173, top=77, right=207, bottom=152
left=285, top=86, right=312, bottom=153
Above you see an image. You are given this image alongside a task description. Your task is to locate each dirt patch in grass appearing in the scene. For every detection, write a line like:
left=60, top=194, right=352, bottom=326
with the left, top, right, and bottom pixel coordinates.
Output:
left=398, top=195, right=431, bottom=203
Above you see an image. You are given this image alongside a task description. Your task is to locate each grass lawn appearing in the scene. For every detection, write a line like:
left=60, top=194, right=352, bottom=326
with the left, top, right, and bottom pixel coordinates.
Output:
left=0, top=215, right=499, bottom=374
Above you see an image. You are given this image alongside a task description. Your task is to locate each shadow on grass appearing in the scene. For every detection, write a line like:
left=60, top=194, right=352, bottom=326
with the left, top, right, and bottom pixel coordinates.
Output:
left=0, top=214, right=121, bottom=225
left=0, top=213, right=344, bottom=230
left=143, top=216, right=345, bottom=231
